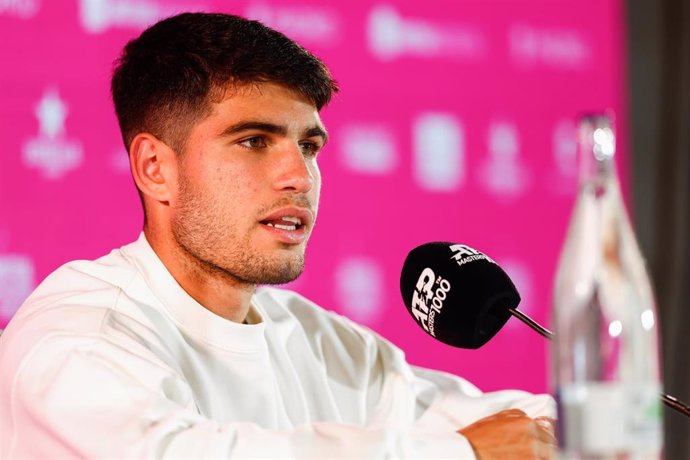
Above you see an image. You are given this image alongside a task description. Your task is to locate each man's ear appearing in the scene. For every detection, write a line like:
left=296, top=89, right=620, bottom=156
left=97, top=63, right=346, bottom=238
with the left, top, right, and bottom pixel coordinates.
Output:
left=129, top=133, right=177, bottom=205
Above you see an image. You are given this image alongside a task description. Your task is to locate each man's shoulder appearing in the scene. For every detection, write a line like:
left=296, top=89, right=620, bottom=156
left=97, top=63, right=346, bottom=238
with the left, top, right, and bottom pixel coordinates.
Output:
left=0, top=239, right=161, bottom=355
left=16, top=242, right=140, bottom=318
left=254, top=287, right=381, bottom=348
left=0, top=238, right=180, bottom=384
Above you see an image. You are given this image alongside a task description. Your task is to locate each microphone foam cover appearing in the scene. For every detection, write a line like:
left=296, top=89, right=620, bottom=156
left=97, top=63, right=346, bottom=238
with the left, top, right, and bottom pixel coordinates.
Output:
left=400, top=242, right=520, bottom=349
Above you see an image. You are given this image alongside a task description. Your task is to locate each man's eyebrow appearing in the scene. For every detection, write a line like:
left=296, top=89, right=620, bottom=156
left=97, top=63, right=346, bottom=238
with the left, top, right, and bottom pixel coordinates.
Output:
left=219, top=121, right=328, bottom=143
left=305, top=126, right=329, bottom=144
left=220, top=121, right=288, bottom=137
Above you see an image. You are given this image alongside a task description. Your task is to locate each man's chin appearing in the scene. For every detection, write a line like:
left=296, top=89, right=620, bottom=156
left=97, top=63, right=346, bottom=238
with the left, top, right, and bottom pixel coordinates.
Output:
left=243, top=254, right=305, bottom=285
left=252, top=271, right=303, bottom=286
left=264, top=263, right=305, bottom=285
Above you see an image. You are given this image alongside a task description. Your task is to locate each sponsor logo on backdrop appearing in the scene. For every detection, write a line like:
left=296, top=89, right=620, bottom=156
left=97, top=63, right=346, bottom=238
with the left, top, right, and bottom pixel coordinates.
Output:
left=553, top=119, right=577, bottom=176
left=245, top=3, right=341, bottom=47
left=367, top=5, right=485, bottom=61
left=413, top=113, right=465, bottom=192
left=79, top=0, right=206, bottom=33
left=478, top=121, right=530, bottom=197
left=547, top=118, right=578, bottom=193
left=22, top=88, right=83, bottom=180
left=509, top=24, right=591, bottom=70
left=0, top=0, right=40, bottom=18
left=0, top=255, right=34, bottom=319
left=339, top=124, right=397, bottom=174
left=335, top=257, right=383, bottom=325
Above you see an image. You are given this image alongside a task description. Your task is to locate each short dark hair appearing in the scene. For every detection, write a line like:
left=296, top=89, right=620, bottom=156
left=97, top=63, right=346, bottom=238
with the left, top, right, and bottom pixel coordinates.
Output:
left=111, top=12, right=339, bottom=152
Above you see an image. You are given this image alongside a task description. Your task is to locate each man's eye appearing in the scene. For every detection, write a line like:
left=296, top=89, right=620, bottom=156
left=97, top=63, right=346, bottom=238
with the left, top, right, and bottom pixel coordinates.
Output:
left=239, top=136, right=267, bottom=149
left=300, top=142, right=321, bottom=157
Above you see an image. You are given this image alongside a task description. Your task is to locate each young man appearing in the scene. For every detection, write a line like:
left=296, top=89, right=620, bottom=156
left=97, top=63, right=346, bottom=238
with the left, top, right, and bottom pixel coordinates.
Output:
left=0, top=12, right=555, bottom=458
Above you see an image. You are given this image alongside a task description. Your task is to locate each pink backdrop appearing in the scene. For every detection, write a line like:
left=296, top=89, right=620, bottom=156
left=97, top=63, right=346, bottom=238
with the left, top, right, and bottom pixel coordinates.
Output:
left=0, top=0, right=627, bottom=394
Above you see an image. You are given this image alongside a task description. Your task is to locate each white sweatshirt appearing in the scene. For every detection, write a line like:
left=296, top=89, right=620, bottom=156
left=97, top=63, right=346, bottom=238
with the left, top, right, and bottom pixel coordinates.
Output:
left=0, top=234, right=554, bottom=459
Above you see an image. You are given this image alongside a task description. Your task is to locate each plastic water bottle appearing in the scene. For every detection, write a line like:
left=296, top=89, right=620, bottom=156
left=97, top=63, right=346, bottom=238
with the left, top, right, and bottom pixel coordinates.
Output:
left=550, top=114, right=663, bottom=459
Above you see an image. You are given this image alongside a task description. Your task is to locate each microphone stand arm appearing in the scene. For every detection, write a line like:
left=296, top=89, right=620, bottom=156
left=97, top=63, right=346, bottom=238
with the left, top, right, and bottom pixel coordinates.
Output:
left=508, top=308, right=554, bottom=339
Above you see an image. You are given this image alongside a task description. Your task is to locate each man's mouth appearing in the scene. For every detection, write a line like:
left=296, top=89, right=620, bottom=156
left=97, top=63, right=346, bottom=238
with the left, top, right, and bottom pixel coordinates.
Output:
left=260, top=216, right=304, bottom=231
left=258, top=207, right=313, bottom=244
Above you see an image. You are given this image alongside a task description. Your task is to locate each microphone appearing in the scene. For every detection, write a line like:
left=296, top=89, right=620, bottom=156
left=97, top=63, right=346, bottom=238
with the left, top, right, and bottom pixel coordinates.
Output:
left=399, top=241, right=548, bottom=349
left=399, top=241, right=690, bottom=418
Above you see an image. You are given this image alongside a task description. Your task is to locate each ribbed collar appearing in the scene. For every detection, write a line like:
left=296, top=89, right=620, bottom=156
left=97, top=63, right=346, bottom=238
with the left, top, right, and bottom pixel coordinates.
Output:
left=121, top=232, right=267, bottom=353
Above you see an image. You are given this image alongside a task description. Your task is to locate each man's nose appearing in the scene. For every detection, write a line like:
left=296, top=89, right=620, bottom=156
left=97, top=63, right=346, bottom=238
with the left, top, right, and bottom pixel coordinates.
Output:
left=271, top=143, right=315, bottom=193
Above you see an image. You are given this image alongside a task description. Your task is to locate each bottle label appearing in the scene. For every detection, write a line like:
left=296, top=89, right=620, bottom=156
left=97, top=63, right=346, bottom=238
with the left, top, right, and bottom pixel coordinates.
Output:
left=557, top=382, right=662, bottom=455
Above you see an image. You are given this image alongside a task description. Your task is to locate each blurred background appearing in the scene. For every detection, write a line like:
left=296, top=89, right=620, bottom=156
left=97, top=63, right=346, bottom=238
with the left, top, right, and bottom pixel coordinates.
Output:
left=0, top=0, right=687, bottom=457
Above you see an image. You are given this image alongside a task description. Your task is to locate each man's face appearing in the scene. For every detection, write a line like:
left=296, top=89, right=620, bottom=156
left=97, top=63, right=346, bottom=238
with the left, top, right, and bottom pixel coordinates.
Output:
left=170, top=82, right=326, bottom=285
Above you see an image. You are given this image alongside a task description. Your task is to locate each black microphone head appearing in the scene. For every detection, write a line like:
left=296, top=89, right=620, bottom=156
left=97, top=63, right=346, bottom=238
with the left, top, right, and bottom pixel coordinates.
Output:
left=400, top=242, right=520, bottom=349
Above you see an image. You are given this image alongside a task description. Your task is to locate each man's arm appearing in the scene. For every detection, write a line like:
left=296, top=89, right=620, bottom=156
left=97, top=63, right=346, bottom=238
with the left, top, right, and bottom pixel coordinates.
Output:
left=1, top=332, right=475, bottom=458
left=1, top=283, right=557, bottom=460
left=2, top=330, right=556, bottom=459
left=278, top=290, right=558, bottom=459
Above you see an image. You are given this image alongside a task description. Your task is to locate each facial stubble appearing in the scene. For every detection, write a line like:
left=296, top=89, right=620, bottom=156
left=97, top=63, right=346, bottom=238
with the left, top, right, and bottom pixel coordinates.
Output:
left=172, top=172, right=308, bottom=286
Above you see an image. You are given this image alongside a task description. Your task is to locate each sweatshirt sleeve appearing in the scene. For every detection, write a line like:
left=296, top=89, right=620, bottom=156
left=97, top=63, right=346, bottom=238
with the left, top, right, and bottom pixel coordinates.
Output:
left=320, top=306, right=556, bottom=434
left=1, top=332, right=475, bottom=459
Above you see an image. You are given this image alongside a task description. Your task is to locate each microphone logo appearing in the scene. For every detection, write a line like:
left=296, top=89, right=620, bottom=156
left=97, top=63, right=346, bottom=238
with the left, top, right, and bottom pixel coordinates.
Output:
left=449, top=244, right=495, bottom=267
left=411, top=267, right=451, bottom=336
